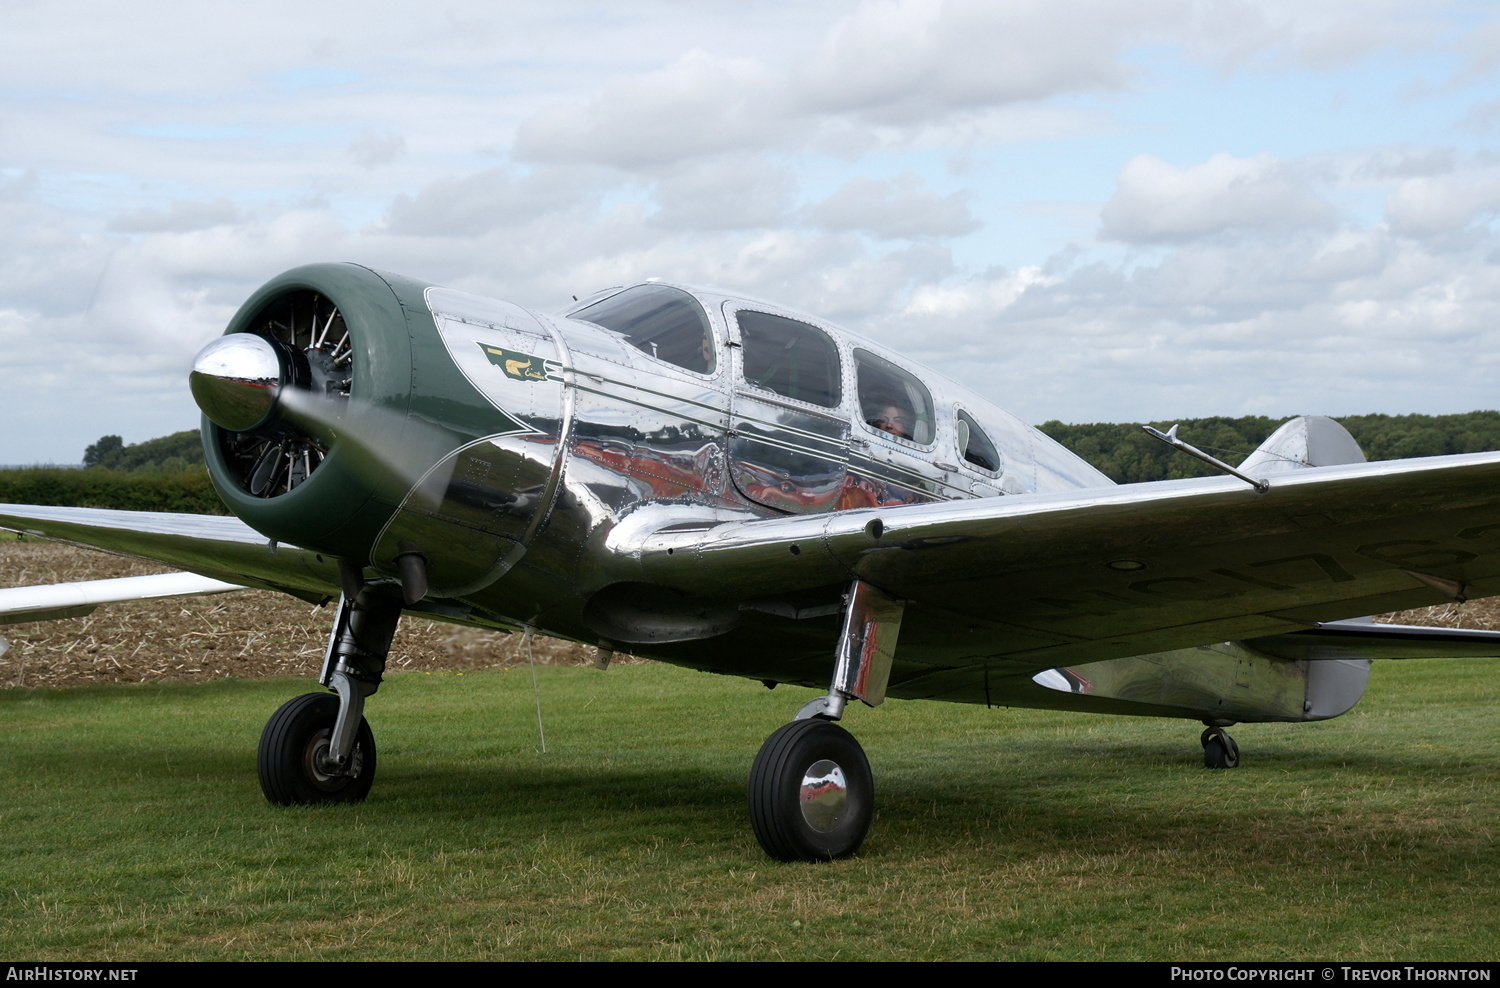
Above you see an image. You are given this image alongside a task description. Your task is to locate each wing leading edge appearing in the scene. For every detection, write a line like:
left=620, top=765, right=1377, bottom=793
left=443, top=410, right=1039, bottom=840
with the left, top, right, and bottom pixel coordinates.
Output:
left=11, top=450, right=1500, bottom=690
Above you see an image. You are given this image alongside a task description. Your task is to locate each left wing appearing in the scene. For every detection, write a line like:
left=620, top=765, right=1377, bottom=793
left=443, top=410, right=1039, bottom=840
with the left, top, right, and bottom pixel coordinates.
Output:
left=11, top=451, right=1500, bottom=680
left=613, top=450, right=1500, bottom=675
left=0, top=571, right=244, bottom=625
left=0, top=504, right=342, bottom=606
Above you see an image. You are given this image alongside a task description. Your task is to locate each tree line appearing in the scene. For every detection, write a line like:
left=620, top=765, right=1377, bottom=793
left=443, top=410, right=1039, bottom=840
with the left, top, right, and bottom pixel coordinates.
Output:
left=2, top=413, right=1498, bottom=513
left=1036, top=411, right=1500, bottom=483
left=83, top=430, right=204, bottom=472
left=0, top=430, right=223, bottom=514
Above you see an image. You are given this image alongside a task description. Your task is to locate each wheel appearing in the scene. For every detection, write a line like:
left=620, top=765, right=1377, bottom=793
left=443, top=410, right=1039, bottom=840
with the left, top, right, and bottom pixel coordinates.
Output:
left=748, top=719, right=873, bottom=861
left=1201, top=727, right=1240, bottom=770
left=258, top=692, right=376, bottom=805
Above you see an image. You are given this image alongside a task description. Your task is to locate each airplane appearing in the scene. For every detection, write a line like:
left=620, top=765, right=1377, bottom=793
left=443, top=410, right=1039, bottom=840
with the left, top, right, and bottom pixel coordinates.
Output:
left=7, top=260, right=1500, bottom=862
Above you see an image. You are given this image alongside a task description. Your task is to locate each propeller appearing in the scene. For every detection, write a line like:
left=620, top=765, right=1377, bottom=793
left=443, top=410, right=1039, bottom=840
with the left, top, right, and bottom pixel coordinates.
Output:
left=190, top=291, right=351, bottom=498
left=190, top=288, right=457, bottom=505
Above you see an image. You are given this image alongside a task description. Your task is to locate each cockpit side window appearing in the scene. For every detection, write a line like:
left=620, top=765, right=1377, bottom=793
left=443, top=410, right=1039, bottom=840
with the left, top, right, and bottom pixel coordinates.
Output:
left=735, top=310, right=842, bottom=408
left=855, top=349, right=934, bottom=445
left=956, top=408, right=1002, bottom=473
left=571, top=284, right=715, bottom=373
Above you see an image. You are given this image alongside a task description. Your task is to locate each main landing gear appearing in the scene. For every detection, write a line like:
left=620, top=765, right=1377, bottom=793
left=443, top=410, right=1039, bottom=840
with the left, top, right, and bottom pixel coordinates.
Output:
left=259, top=692, right=376, bottom=803
left=1201, top=724, right=1240, bottom=770
left=748, top=579, right=902, bottom=861
left=258, top=568, right=403, bottom=806
left=749, top=719, right=873, bottom=861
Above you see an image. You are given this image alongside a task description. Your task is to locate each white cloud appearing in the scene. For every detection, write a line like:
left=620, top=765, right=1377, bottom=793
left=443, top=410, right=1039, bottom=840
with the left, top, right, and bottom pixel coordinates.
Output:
left=3, top=1, right=1500, bottom=463
left=384, top=166, right=601, bottom=237
left=798, top=0, right=1181, bottom=123
left=902, top=265, right=1054, bottom=318
left=0, top=169, right=38, bottom=201
left=1183, top=0, right=1452, bottom=70
left=513, top=51, right=787, bottom=169
left=1350, top=145, right=1458, bottom=181
left=347, top=131, right=409, bottom=169
left=107, top=198, right=242, bottom=234
left=648, top=155, right=796, bottom=231
left=854, top=214, right=1500, bottom=426
left=509, top=0, right=1190, bottom=169
left=1385, top=173, right=1500, bottom=237
left=1101, top=153, right=1335, bottom=243
left=804, top=173, right=978, bottom=239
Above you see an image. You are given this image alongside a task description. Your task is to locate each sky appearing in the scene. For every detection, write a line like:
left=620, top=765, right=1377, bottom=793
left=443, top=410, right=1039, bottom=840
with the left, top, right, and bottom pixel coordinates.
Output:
left=4, top=0, right=1500, bottom=464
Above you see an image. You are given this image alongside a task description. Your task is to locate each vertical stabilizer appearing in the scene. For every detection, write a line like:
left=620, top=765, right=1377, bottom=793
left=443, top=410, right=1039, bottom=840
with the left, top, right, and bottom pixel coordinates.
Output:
left=1239, top=415, right=1365, bottom=475
left=1240, top=416, right=1371, bottom=721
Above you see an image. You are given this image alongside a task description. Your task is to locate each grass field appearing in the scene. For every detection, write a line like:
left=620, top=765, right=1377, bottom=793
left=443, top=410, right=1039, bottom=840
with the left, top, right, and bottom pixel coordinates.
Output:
left=2, top=658, right=1498, bottom=961
left=3, top=537, right=1500, bottom=960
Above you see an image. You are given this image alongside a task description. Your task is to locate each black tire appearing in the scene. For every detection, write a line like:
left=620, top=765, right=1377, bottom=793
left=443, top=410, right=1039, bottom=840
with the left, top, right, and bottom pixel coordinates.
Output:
left=1201, top=728, right=1240, bottom=770
left=749, top=719, right=873, bottom=861
left=258, top=692, right=376, bottom=805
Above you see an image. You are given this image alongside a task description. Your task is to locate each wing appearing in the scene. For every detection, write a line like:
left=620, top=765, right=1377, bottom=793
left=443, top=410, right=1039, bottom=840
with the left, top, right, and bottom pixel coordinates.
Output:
left=611, top=451, right=1500, bottom=688
left=0, top=571, right=245, bottom=625
left=0, top=504, right=343, bottom=607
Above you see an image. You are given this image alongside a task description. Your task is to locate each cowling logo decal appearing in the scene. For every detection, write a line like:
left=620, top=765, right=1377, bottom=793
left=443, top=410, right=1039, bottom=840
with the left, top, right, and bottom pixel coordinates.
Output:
left=478, top=344, right=561, bottom=383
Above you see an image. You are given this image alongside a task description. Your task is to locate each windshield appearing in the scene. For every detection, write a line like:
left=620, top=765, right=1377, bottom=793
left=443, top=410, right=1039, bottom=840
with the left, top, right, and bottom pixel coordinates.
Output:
left=571, top=284, right=714, bottom=373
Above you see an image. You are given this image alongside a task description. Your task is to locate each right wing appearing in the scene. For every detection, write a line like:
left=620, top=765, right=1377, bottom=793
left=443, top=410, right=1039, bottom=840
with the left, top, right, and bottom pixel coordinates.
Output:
left=608, top=450, right=1500, bottom=683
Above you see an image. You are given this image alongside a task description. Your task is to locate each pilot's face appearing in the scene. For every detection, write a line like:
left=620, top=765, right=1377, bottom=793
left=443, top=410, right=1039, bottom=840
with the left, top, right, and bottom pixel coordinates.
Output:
left=876, top=406, right=911, bottom=439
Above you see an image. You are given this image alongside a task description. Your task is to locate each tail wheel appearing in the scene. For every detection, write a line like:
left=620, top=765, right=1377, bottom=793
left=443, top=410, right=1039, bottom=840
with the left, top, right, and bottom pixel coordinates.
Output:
left=749, top=719, right=873, bottom=861
left=259, top=692, right=376, bottom=805
left=1201, top=726, right=1240, bottom=770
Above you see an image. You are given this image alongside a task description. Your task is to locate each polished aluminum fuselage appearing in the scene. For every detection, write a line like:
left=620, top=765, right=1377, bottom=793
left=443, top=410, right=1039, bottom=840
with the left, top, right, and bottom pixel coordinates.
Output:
left=360, top=282, right=1361, bottom=726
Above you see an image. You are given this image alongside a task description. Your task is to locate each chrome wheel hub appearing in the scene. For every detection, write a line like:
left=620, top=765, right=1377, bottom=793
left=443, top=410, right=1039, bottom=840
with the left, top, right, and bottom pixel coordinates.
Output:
left=798, top=759, right=848, bottom=833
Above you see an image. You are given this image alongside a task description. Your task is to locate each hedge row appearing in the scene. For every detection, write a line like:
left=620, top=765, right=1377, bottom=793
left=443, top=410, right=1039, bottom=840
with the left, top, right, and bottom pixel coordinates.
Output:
left=0, top=467, right=229, bottom=514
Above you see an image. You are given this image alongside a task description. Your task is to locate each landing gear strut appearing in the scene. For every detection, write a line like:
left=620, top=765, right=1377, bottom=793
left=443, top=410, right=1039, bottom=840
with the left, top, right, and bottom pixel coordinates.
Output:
left=748, top=579, right=902, bottom=861
left=259, top=570, right=402, bottom=805
left=1201, top=725, right=1240, bottom=769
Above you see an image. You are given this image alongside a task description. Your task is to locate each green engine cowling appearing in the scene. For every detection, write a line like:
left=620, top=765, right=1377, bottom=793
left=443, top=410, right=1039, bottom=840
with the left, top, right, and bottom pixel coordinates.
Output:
left=199, top=263, right=460, bottom=562
left=196, top=263, right=571, bottom=598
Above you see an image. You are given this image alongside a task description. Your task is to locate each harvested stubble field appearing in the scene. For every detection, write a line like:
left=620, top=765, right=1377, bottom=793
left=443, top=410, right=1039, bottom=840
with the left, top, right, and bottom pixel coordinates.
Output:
left=0, top=537, right=604, bottom=689
left=2, top=535, right=1497, bottom=690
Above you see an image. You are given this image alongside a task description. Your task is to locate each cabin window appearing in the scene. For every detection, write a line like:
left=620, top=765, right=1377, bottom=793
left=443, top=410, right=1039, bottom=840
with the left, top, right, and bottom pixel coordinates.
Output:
left=855, top=349, right=934, bottom=445
left=956, top=409, right=1002, bottom=473
left=571, top=284, right=715, bottom=373
left=736, top=311, right=842, bottom=408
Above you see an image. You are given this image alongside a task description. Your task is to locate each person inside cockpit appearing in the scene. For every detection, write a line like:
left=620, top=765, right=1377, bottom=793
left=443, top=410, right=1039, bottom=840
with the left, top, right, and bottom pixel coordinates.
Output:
left=869, top=400, right=913, bottom=440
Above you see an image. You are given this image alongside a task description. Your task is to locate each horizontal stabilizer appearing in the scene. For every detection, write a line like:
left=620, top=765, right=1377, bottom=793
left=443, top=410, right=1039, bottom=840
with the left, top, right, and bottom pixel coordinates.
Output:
left=1250, top=618, right=1500, bottom=662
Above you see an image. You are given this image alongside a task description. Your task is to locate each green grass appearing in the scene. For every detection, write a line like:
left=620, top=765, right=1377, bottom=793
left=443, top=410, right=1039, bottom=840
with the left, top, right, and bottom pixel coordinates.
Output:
left=1, top=661, right=1497, bottom=961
